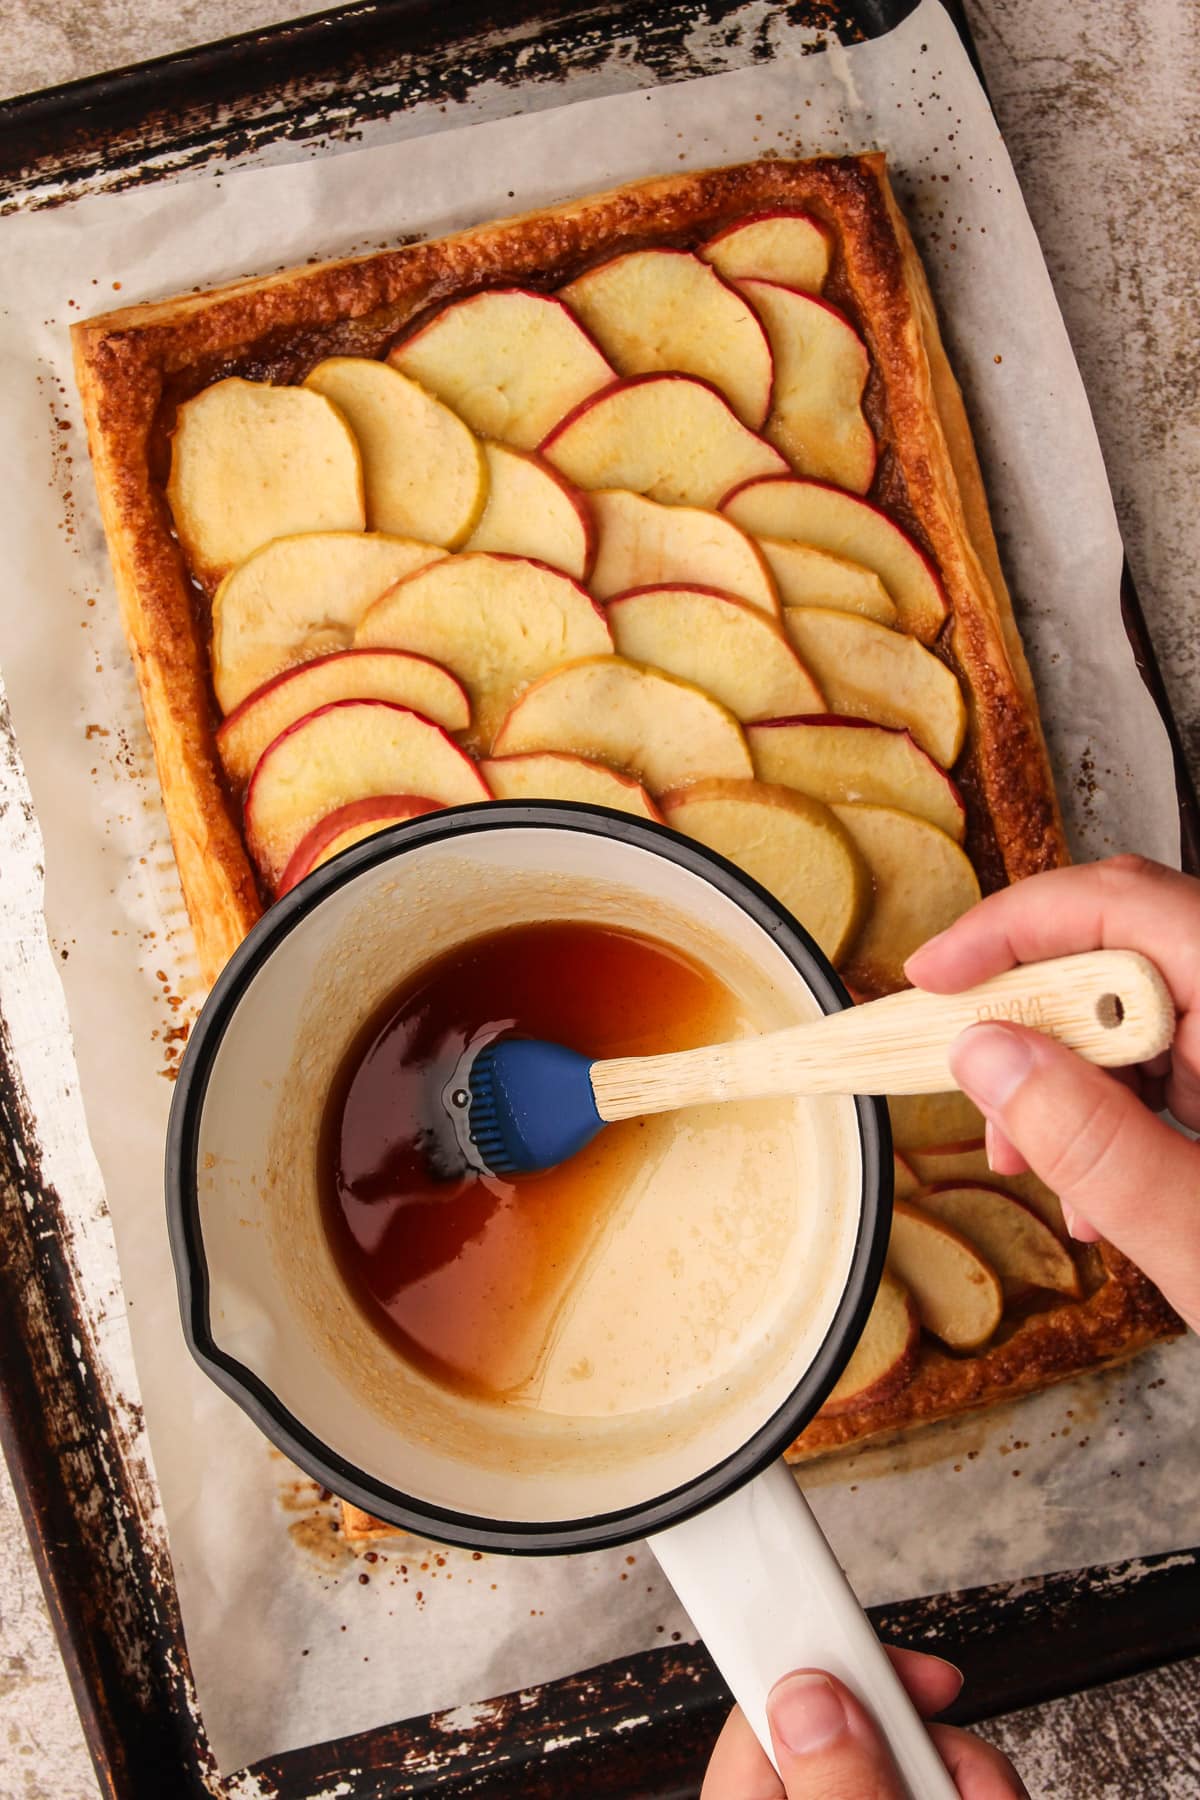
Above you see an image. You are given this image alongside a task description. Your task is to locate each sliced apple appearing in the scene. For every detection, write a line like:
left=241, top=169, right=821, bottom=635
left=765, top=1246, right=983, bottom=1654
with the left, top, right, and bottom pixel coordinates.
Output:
left=747, top=717, right=965, bottom=841
left=540, top=374, right=787, bottom=509
left=558, top=249, right=773, bottom=429
left=303, top=357, right=486, bottom=547
left=211, top=533, right=447, bottom=714
left=492, top=656, right=752, bottom=794
left=918, top=1185, right=1081, bottom=1300
left=354, top=553, right=611, bottom=752
left=463, top=444, right=594, bottom=579
left=831, top=804, right=981, bottom=994
left=906, top=1147, right=1065, bottom=1236
left=782, top=610, right=966, bottom=768
left=701, top=211, right=831, bottom=293
left=735, top=282, right=874, bottom=494
left=244, top=699, right=489, bottom=888
left=893, top=1152, right=921, bottom=1202
left=607, top=586, right=824, bottom=724
left=479, top=752, right=663, bottom=822
left=388, top=289, right=616, bottom=451
left=721, top=477, right=948, bottom=642
left=167, top=378, right=365, bottom=586
left=217, top=649, right=470, bottom=789
left=887, top=1091, right=986, bottom=1153
left=755, top=537, right=896, bottom=625
left=887, top=1200, right=1003, bottom=1350
left=822, top=1272, right=920, bottom=1415
left=276, top=795, right=442, bottom=897
left=659, top=779, right=868, bottom=964
left=589, top=489, right=778, bottom=615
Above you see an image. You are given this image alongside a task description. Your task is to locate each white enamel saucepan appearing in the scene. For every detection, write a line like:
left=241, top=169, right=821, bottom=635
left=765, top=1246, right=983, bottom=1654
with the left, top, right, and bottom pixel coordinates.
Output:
left=168, top=801, right=1054, bottom=1795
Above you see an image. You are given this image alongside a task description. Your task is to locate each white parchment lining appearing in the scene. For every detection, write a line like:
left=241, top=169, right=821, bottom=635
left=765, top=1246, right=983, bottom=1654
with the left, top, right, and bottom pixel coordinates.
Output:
left=0, top=0, right=1195, bottom=1775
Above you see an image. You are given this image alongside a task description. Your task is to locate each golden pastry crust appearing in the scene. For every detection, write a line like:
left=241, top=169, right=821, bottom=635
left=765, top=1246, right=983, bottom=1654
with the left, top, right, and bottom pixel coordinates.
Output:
left=72, top=155, right=1178, bottom=1501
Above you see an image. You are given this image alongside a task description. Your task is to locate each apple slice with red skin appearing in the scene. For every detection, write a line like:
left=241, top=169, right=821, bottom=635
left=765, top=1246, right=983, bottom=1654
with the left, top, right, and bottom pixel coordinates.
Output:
left=721, top=475, right=948, bottom=642
left=480, top=752, right=663, bottom=822
left=918, top=1184, right=1081, bottom=1300
left=589, top=489, right=778, bottom=615
left=893, top=1152, right=921, bottom=1202
left=782, top=609, right=966, bottom=768
left=907, top=1147, right=1066, bottom=1237
left=244, top=699, right=489, bottom=889
left=659, top=778, right=869, bottom=965
left=464, top=444, right=595, bottom=580
left=558, top=248, right=774, bottom=429
left=388, top=289, right=616, bottom=450
left=355, top=552, right=612, bottom=752
left=887, top=1200, right=1003, bottom=1351
left=540, top=374, right=788, bottom=509
left=493, top=655, right=752, bottom=794
left=887, top=1090, right=987, bottom=1153
left=701, top=211, right=832, bottom=294
left=821, top=1271, right=920, bottom=1415
left=606, top=585, right=824, bottom=723
left=734, top=281, right=875, bottom=494
left=276, top=795, right=442, bottom=897
left=747, top=716, right=966, bottom=842
left=753, top=536, right=896, bottom=624
left=217, top=649, right=470, bottom=790
left=830, top=803, right=981, bottom=994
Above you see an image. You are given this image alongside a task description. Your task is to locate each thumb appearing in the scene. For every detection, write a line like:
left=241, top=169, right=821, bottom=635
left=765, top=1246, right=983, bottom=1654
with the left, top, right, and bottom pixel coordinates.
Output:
left=949, top=1023, right=1200, bottom=1330
left=767, top=1671, right=907, bottom=1798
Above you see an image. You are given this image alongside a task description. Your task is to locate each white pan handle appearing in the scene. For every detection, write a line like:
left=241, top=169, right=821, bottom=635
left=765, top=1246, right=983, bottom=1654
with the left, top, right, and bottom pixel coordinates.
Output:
left=651, top=1460, right=959, bottom=1798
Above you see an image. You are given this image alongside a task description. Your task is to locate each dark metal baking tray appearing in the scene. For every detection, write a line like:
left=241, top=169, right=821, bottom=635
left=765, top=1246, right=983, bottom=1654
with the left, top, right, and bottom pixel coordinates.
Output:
left=1, top=2, right=1196, bottom=1794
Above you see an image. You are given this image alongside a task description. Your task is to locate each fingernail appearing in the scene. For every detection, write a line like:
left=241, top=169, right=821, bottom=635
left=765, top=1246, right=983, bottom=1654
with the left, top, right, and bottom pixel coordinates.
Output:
left=769, top=1673, right=848, bottom=1755
left=985, top=1118, right=1000, bottom=1172
left=904, top=930, right=948, bottom=976
left=950, top=1025, right=1036, bottom=1110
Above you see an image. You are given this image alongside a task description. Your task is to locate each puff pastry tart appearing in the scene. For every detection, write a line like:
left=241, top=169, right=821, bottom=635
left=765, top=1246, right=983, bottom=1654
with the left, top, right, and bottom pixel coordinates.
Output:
left=73, top=154, right=1179, bottom=1501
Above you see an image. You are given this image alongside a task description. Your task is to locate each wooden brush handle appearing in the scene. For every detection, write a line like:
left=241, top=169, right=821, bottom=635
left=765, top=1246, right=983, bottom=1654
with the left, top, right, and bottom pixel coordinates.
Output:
left=590, top=950, right=1175, bottom=1120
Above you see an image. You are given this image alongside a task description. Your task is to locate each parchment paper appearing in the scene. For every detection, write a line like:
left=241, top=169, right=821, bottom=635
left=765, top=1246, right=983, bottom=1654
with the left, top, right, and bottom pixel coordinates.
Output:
left=0, top=0, right=1195, bottom=1774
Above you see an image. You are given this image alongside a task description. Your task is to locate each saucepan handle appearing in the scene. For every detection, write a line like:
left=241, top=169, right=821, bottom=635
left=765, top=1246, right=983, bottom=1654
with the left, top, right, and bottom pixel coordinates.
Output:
left=650, top=1460, right=959, bottom=1799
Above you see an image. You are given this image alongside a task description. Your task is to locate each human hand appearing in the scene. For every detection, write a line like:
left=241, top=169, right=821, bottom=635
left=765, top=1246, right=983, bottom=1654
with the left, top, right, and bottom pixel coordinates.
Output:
left=905, top=855, right=1200, bottom=1331
left=700, top=1649, right=1027, bottom=1798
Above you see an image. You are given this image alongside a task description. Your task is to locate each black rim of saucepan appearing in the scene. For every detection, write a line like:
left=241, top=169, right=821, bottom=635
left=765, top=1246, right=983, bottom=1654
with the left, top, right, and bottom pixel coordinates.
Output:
left=167, top=801, right=892, bottom=1555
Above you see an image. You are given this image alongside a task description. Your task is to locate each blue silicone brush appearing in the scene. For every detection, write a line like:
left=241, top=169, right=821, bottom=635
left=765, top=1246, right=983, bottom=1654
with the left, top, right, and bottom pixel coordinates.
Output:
left=441, top=951, right=1172, bottom=1177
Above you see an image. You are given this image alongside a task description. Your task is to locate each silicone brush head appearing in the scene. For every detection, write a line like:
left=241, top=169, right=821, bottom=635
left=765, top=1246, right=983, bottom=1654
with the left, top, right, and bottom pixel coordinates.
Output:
left=464, top=1037, right=605, bottom=1175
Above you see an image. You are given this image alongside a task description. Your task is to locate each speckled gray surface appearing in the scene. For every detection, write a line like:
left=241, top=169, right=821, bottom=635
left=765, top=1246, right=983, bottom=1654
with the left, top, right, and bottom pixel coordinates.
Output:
left=1, top=2, right=1198, bottom=1796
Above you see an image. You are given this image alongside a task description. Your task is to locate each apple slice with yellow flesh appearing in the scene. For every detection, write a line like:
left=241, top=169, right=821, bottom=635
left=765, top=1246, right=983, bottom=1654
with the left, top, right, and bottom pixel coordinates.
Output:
left=388, top=289, right=616, bottom=450
left=463, top=444, right=594, bottom=579
left=907, top=1147, right=1065, bottom=1236
left=659, top=779, right=868, bottom=965
left=540, top=374, right=788, bottom=509
left=167, top=378, right=365, bottom=588
left=754, top=537, right=896, bottom=625
left=701, top=211, right=832, bottom=294
left=747, top=717, right=966, bottom=841
left=830, top=804, right=981, bottom=994
left=721, top=476, right=948, bottom=642
left=783, top=609, right=966, bottom=768
left=887, top=1091, right=986, bottom=1153
left=887, top=1200, right=1003, bottom=1350
left=918, top=1185, right=1081, bottom=1300
left=217, top=649, right=470, bottom=789
left=211, top=532, right=447, bottom=714
left=589, top=489, right=778, bottom=615
left=893, top=1152, right=921, bottom=1202
left=735, top=282, right=875, bottom=494
left=277, top=795, right=442, bottom=896
left=492, top=656, right=753, bottom=793
left=303, top=357, right=486, bottom=547
left=245, top=700, right=489, bottom=889
left=355, top=553, right=612, bottom=751
left=822, top=1271, right=920, bottom=1415
left=480, top=752, right=663, bottom=822
left=607, top=586, right=824, bottom=723
left=558, top=249, right=774, bottom=429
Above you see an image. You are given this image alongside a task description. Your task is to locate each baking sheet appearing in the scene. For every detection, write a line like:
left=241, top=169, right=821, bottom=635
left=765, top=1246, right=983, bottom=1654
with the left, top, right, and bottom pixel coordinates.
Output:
left=0, top=0, right=1195, bottom=1775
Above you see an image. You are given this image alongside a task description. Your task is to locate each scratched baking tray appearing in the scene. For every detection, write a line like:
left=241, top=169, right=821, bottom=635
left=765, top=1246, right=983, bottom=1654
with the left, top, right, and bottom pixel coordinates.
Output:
left=1, top=2, right=1198, bottom=1795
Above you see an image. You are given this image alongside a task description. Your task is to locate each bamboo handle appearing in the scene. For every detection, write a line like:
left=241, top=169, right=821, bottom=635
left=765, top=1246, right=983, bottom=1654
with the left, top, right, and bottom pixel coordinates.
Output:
left=590, top=950, right=1175, bottom=1120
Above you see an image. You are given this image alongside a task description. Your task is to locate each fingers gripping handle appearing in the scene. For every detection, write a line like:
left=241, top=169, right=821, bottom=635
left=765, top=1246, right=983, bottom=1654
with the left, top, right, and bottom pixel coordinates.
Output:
left=651, top=1462, right=959, bottom=1798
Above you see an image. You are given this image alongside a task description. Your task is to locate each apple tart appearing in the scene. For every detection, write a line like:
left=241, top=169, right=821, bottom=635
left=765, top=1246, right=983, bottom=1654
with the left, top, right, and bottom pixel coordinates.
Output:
left=72, top=154, right=1179, bottom=1498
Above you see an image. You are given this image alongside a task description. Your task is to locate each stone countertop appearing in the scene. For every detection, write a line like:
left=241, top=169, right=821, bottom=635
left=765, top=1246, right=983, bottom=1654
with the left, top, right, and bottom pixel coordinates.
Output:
left=1, top=2, right=1197, bottom=1796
